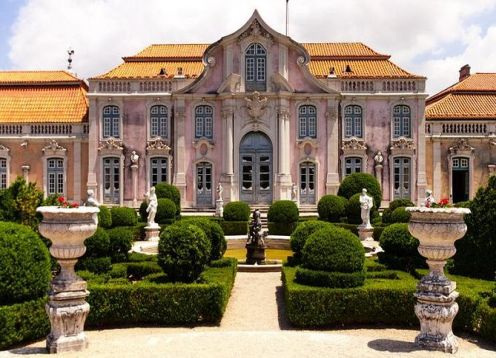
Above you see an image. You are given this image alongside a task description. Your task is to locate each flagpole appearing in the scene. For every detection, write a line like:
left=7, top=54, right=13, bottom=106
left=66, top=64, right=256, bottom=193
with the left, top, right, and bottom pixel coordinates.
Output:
left=285, top=0, right=289, bottom=36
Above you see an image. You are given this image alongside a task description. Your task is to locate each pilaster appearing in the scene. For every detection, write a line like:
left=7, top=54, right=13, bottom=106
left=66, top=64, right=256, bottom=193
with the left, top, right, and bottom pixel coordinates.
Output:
left=173, top=100, right=187, bottom=206
left=325, top=102, right=340, bottom=194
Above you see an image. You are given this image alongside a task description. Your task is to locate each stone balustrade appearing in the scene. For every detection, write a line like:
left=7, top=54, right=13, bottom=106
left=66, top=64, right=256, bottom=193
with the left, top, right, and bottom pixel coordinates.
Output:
left=426, top=121, right=496, bottom=137
left=0, top=123, right=87, bottom=137
left=326, top=78, right=425, bottom=93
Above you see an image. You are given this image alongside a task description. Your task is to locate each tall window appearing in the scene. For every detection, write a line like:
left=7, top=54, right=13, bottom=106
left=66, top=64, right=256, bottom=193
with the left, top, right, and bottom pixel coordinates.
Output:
left=245, top=43, right=266, bottom=91
left=393, top=105, right=411, bottom=138
left=47, top=158, right=64, bottom=195
left=103, top=157, right=120, bottom=204
left=345, top=157, right=362, bottom=176
left=298, top=105, right=317, bottom=138
left=103, top=105, right=120, bottom=138
left=150, top=105, right=168, bottom=138
left=344, top=105, right=363, bottom=138
left=150, top=157, right=168, bottom=187
left=0, top=158, right=6, bottom=189
left=393, top=157, right=411, bottom=199
left=195, top=105, right=213, bottom=139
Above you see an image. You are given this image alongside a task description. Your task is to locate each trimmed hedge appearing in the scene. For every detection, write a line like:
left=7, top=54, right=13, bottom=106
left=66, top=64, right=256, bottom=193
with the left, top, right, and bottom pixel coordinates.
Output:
left=181, top=217, right=227, bottom=261
left=0, top=222, right=51, bottom=305
left=378, top=223, right=422, bottom=272
left=290, top=220, right=334, bottom=262
left=83, top=227, right=110, bottom=258
left=220, top=220, right=248, bottom=235
left=390, top=207, right=411, bottom=223
left=110, top=207, right=138, bottom=227
left=295, top=267, right=365, bottom=288
left=268, top=221, right=297, bottom=235
left=267, top=200, right=299, bottom=223
left=382, top=198, right=414, bottom=224
left=107, top=227, right=134, bottom=262
left=346, top=193, right=378, bottom=225
left=156, top=198, right=177, bottom=224
left=78, top=257, right=112, bottom=274
left=223, top=201, right=250, bottom=221
left=155, top=182, right=181, bottom=215
left=317, top=195, right=348, bottom=222
left=98, top=205, right=112, bottom=228
left=337, top=173, right=382, bottom=208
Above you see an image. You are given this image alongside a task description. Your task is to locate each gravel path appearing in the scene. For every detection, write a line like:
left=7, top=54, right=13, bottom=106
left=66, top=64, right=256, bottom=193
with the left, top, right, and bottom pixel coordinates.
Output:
left=1, top=272, right=494, bottom=357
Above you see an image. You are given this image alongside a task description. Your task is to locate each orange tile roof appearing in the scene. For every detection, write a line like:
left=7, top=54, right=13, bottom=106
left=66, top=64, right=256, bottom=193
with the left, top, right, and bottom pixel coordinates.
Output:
left=426, top=73, right=496, bottom=120
left=94, top=43, right=420, bottom=79
left=0, top=71, right=88, bottom=123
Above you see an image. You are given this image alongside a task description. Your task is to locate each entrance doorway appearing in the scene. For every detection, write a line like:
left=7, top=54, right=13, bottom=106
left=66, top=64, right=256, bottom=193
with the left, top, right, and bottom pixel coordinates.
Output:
left=299, top=162, right=316, bottom=204
left=196, top=162, right=213, bottom=207
left=239, top=132, right=273, bottom=204
left=452, top=157, right=469, bottom=203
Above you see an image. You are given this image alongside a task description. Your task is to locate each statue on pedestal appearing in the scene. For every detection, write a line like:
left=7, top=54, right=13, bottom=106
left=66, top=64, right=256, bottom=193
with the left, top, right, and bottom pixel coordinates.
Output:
left=145, top=187, right=158, bottom=227
left=216, top=183, right=223, bottom=201
left=85, top=189, right=99, bottom=207
left=374, top=151, right=384, bottom=166
left=359, top=188, right=374, bottom=229
left=245, top=209, right=267, bottom=264
left=130, top=151, right=139, bottom=166
left=424, top=189, right=436, bottom=208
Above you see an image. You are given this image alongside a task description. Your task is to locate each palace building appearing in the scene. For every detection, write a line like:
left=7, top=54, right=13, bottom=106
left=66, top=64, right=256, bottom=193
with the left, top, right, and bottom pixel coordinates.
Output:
left=86, top=11, right=428, bottom=208
left=425, top=66, right=496, bottom=203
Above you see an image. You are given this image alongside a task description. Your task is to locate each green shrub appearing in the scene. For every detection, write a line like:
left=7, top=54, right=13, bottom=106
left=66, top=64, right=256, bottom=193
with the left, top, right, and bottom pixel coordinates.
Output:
left=1, top=177, right=43, bottom=229
left=139, top=201, right=147, bottom=222
left=290, top=220, right=334, bottom=261
left=156, top=198, right=177, bottom=224
left=337, top=173, right=382, bottom=208
left=158, top=223, right=211, bottom=282
left=318, top=195, right=348, bottom=222
left=267, top=200, right=299, bottom=224
left=0, top=222, right=51, bottom=305
left=390, top=207, right=411, bottom=223
left=373, top=226, right=386, bottom=241
left=126, top=261, right=162, bottom=280
left=155, top=182, right=181, bottom=214
left=220, top=220, right=248, bottom=235
left=451, top=177, right=494, bottom=279
left=333, top=222, right=359, bottom=235
left=295, top=267, right=365, bottom=288
left=128, top=251, right=156, bottom=262
left=223, top=201, right=250, bottom=221
left=41, top=193, right=62, bottom=206
left=378, top=223, right=422, bottom=272
left=182, top=217, right=227, bottom=261
left=110, top=207, right=138, bottom=227
left=382, top=198, right=414, bottom=224
left=98, top=205, right=112, bottom=228
left=83, top=227, right=110, bottom=258
left=455, top=200, right=472, bottom=208
left=0, top=298, right=49, bottom=350
left=346, top=193, right=377, bottom=225
left=302, top=227, right=364, bottom=273
left=268, top=222, right=298, bottom=235
left=78, top=257, right=112, bottom=274
left=107, top=227, right=134, bottom=262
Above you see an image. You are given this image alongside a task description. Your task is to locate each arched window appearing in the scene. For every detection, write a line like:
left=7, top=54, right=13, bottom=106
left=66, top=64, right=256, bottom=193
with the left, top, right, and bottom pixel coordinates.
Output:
left=393, top=105, right=411, bottom=138
left=195, top=105, right=213, bottom=139
left=0, top=158, right=6, bottom=189
left=344, top=105, right=362, bottom=138
left=150, top=105, right=168, bottom=138
left=345, top=157, right=362, bottom=176
left=102, top=105, right=120, bottom=138
left=150, top=157, right=168, bottom=187
left=245, top=43, right=266, bottom=91
left=47, top=158, right=64, bottom=195
left=298, top=105, right=317, bottom=138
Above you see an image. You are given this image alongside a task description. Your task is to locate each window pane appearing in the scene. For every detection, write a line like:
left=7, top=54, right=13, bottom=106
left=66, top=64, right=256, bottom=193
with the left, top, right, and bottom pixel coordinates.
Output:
left=344, top=105, right=362, bottom=138
left=195, top=106, right=214, bottom=139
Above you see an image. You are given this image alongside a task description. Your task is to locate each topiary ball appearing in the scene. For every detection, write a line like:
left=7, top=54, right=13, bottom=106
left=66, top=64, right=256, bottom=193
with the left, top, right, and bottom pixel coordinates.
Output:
left=154, top=183, right=181, bottom=215
left=390, top=207, right=411, bottom=223
left=317, top=195, right=348, bottom=222
left=107, top=227, right=134, bottom=262
left=97, top=205, right=112, bottom=228
left=0, top=222, right=51, bottom=305
left=110, top=207, right=138, bottom=227
left=223, top=201, right=250, bottom=221
left=267, top=200, right=299, bottom=223
left=84, top=227, right=110, bottom=258
left=346, top=193, right=377, bottom=225
left=158, top=222, right=211, bottom=282
left=337, top=173, right=382, bottom=208
left=156, top=198, right=177, bottom=224
left=182, top=217, right=227, bottom=261
left=382, top=199, right=414, bottom=223
left=379, top=223, right=419, bottom=257
left=302, top=226, right=365, bottom=273
left=290, top=220, right=335, bottom=259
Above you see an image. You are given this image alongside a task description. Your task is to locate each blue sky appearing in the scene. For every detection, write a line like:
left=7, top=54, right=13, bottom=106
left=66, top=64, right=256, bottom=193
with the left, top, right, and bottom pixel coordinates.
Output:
left=1, top=0, right=495, bottom=94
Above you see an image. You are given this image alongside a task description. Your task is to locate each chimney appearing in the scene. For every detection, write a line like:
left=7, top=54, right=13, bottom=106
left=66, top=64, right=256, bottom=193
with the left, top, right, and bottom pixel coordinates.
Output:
left=459, top=64, right=471, bottom=82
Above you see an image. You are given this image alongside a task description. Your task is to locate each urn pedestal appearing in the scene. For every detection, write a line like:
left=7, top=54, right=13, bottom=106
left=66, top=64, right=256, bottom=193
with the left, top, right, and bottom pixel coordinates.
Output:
left=145, top=224, right=160, bottom=241
left=245, top=243, right=266, bottom=265
left=406, top=207, right=470, bottom=354
left=36, top=206, right=99, bottom=354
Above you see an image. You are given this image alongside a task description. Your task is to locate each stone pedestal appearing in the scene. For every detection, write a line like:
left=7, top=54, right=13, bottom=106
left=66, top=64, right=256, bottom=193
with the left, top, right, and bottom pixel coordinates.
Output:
left=375, top=164, right=383, bottom=188
left=131, top=164, right=138, bottom=207
left=358, top=226, right=374, bottom=241
left=36, top=206, right=99, bottom=354
left=216, top=198, right=224, bottom=217
left=145, top=224, right=160, bottom=242
left=245, top=243, right=266, bottom=265
left=407, top=207, right=470, bottom=354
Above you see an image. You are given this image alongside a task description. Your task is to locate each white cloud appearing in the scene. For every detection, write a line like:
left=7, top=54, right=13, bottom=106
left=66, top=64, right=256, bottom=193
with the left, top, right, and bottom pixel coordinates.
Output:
left=7, top=0, right=496, bottom=94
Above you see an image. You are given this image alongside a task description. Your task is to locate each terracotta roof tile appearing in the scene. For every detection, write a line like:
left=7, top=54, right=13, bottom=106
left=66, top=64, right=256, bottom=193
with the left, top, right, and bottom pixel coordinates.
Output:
left=309, top=59, right=418, bottom=78
left=0, top=70, right=81, bottom=84
left=451, top=73, right=496, bottom=91
left=131, top=44, right=208, bottom=59
left=96, top=61, right=203, bottom=79
left=302, top=42, right=386, bottom=58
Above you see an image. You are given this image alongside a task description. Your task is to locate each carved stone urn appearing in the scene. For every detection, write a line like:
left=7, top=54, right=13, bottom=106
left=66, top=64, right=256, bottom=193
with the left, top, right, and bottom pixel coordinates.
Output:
left=36, top=206, right=99, bottom=353
left=406, top=207, right=470, bottom=353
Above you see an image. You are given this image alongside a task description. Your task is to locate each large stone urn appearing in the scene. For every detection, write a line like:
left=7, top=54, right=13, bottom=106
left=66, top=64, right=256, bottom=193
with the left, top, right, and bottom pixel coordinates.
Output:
left=406, top=207, right=470, bottom=353
left=36, top=206, right=99, bottom=353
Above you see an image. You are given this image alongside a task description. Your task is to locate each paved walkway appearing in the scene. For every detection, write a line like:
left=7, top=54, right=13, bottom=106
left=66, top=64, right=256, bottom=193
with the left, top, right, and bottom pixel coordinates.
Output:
left=1, top=272, right=495, bottom=357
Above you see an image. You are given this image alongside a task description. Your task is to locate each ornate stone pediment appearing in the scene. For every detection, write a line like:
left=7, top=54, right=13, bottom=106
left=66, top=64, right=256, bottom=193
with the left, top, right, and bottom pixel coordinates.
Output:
left=237, top=19, right=273, bottom=44
left=449, top=138, right=474, bottom=155
left=390, top=136, right=415, bottom=155
left=193, top=138, right=214, bottom=158
left=0, top=143, right=10, bottom=157
left=245, top=91, right=268, bottom=120
left=342, top=137, right=367, bottom=152
left=42, top=140, right=67, bottom=156
left=146, top=137, right=171, bottom=156
left=98, top=137, right=124, bottom=156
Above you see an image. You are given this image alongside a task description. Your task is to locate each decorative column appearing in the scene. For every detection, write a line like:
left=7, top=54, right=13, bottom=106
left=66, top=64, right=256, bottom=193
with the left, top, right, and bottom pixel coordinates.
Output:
left=406, top=207, right=470, bottom=353
left=416, top=97, right=428, bottom=204
left=86, top=98, right=98, bottom=196
left=277, top=105, right=292, bottom=199
left=36, top=206, right=99, bottom=353
left=433, top=141, right=441, bottom=199
left=130, top=151, right=139, bottom=207
left=325, top=102, right=340, bottom=194
left=21, top=164, right=30, bottom=182
left=173, top=102, right=187, bottom=207
left=221, top=104, right=235, bottom=202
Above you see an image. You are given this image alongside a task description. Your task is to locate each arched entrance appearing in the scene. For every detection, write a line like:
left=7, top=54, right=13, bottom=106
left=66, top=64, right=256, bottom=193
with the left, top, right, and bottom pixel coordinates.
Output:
left=239, top=132, right=273, bottom=204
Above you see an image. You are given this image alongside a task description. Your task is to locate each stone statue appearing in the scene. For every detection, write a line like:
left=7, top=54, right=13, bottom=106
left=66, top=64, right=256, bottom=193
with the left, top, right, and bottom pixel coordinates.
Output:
left=374, top=151, right=384, bottom=166
left=424, top=189, right=436, bottom=208
left=359, top=188, right=374, bottom=229
left=145, top=187, right=158, bottom=226
left=85, top=189, right=99, bottom=207
left=247, top=209, right=265, bottom=246
left=291, top=183, right=298, bottom=201
left=130, top=150, right=139, bottom=165
left=216, top=183, right=223, bottom=201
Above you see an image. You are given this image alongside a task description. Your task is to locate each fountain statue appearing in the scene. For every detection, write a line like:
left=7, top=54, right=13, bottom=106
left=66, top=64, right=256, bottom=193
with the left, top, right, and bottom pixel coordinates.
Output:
left=245, top=209, right=267, bottom=264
